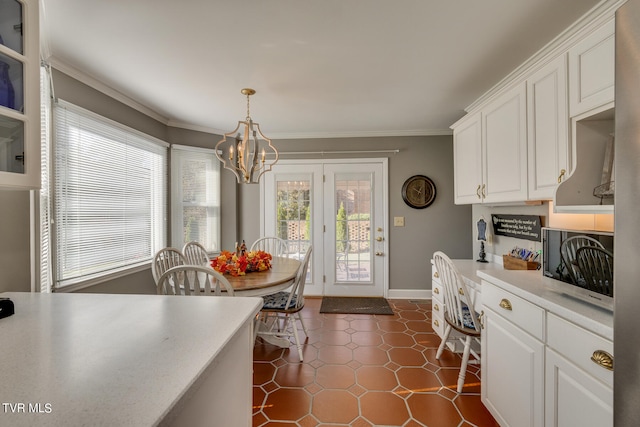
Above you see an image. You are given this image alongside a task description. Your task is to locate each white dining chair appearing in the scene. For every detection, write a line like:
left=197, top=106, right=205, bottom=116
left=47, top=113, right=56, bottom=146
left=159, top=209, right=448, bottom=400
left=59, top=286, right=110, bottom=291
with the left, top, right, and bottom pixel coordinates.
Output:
left=152, top=247, right=187, bottom=284
left=182, top=241, right=210, bottom=266
left=157, top=265, right=235, bottom=296
left=560, top=236, right=605, bottom=285
left=250, top=237, right=288, bottom=257
left=257, top=246, right=312, bottom=361
left=433, top=251, right=481, bottom=393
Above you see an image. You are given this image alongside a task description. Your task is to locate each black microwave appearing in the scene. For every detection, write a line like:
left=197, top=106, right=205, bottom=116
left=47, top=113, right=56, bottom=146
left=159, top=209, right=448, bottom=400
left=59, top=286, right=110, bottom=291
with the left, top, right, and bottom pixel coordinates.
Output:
left=542, top=227, right=614, bottom=310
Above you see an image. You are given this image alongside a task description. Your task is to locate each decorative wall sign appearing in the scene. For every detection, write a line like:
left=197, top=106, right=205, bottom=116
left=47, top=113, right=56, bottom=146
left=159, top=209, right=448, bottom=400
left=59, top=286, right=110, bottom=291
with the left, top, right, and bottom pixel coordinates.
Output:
left=491, top=214, right=542, bottom=242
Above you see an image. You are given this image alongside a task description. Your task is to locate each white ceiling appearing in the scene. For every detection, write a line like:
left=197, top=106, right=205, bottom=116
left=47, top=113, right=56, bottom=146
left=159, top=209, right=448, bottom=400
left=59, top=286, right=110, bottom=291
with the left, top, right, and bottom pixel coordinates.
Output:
left=40, top=0, right=602, bottom=139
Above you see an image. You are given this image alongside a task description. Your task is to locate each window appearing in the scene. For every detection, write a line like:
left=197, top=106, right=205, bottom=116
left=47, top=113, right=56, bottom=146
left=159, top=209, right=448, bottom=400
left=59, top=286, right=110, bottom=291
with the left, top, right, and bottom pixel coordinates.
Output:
left=53, top=100, right=168, bottom=288
left=170, top=145, right=220, bottom=252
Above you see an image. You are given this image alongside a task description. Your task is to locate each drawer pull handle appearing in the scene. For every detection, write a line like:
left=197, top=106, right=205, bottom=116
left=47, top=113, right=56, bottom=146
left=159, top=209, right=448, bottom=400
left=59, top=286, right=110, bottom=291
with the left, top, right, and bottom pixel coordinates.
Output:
left=458, top=288, right=464, bottom=296
left=434, top=304, right=439, bottom=312
left=476, top=184, right=481, bottom=199
left=434, top=319, right=439, bottom=327
left=591, top=350, right=613, bottom=371
left=434, top=288, right=440, bottom=295
left=558, top=168, right=566, bottom=183
left=499, top=299, right=512, bottom=311
left=434, top=271, right=439, bottom=278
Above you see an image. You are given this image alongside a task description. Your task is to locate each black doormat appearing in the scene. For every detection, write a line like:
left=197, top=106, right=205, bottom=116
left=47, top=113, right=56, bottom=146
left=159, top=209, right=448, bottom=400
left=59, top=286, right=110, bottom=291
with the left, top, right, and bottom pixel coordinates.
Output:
left=319, top=297, right=394, bottom=315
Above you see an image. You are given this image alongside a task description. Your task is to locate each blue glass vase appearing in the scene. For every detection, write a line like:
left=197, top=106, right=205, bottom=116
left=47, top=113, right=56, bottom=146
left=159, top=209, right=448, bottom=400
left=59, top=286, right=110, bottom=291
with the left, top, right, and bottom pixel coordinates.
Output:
left=0, top=61, right=15, bottom=109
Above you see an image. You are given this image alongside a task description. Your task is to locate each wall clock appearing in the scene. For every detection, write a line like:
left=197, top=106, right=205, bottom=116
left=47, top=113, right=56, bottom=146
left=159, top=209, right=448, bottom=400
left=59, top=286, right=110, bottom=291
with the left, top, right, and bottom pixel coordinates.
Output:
left=401, top=175, right=436, bottom=209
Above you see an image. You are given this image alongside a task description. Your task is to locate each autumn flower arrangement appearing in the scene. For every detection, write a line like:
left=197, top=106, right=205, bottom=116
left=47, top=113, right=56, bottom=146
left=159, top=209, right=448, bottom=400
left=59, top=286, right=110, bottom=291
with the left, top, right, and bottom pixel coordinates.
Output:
left=211, top=250, right=272, bottom=276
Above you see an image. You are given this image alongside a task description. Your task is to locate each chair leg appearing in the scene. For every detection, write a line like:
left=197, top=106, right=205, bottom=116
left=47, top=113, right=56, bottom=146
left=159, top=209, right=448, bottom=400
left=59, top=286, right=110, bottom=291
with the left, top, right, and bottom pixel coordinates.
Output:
left=296, top=313, right=308, bottom=337
left=288, top=314, right=304, bottom=362
left=436, top=325, right=451, bottom=360
left=457, top=335, right=473, bottom=393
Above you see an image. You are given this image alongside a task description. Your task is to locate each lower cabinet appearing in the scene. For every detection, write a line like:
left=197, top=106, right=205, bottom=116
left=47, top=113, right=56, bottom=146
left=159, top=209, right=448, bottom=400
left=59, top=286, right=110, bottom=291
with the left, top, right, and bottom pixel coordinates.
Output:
left=481, top=299, right=544, bottom=427
left=481, top=280, right=613, bottom=427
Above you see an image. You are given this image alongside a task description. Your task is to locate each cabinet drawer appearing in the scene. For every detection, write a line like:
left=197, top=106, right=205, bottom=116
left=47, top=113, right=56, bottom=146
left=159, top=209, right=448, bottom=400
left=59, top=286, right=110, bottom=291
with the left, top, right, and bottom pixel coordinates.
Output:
left=432, top=280, right=444, bottom=303
left=432, top=313, right=446, bottom=337
left=482, top=281, right=545, bottom=341
left=547, top=313, right=613, bottom=387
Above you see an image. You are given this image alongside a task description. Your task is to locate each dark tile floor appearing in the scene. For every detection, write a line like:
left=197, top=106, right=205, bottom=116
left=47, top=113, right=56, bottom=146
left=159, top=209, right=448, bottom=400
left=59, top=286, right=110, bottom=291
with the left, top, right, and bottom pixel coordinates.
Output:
left=252, top=298, right=499, bottom=427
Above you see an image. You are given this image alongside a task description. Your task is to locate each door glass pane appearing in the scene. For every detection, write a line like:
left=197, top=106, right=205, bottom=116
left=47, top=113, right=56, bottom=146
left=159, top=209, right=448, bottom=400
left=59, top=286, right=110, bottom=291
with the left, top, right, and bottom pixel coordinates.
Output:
left=0, top=0, right=23, bottom=54
left=0, top=114, right=23, bottom=173
left=276, top=178, right=312, bottom=281
left=335, top=173, right=371, bottom=282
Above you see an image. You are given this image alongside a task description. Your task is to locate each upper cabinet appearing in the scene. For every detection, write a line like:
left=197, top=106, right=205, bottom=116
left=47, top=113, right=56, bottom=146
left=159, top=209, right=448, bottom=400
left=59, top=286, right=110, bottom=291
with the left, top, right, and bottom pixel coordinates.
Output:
left=451, top=4, right=618, bottom=209
left=482, top=83, right=528, bottom=204
left=569, top=17, right=615, bottom=118
left=0, top=0, right=40, bottom=190
left=527, top=55, right=570, bottom=200
left=452, top=83, right=528, bottom=205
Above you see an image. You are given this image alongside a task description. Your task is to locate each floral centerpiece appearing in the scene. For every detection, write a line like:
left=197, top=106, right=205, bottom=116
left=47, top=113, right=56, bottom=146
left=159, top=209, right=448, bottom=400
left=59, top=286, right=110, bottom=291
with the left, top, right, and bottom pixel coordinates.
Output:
left=211, top=250, right=272, bottom=276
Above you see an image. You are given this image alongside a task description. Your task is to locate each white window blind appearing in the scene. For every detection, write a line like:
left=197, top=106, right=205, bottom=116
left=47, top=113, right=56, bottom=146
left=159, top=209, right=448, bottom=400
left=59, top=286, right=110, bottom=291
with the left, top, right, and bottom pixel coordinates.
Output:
left=54, top=101, right=168, bottom=287
left=170, top=145, right=220, bottom=252
left=39, top=65, right=53, bottom=293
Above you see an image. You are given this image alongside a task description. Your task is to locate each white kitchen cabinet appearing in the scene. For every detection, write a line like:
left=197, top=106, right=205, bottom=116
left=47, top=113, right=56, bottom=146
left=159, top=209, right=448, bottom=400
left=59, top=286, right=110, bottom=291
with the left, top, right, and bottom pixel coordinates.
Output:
left=481, top=282, right=545, bottom=427
left=527, top=55, right=570, bottom=200
left=568, top=17, right=615, bottom=117
left=545, top=313, right=613, bottom=427
left=452, top=83, right=527, bottom=205
left=0, top=0, right=40, bottom=189
left=453, top=112, right=483, bottom=204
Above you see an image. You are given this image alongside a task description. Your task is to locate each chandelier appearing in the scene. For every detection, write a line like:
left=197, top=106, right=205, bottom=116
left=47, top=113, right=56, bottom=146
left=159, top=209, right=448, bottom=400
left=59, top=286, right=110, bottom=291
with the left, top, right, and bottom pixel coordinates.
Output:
left=215, top=88, right=279, bottom=184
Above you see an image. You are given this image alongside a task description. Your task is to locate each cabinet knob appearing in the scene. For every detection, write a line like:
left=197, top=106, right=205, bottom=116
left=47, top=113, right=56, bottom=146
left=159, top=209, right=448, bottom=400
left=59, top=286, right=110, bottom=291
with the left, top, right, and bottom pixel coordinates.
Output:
left=476, top=184, right=482, bottom=199
left=557, top=169, right=566, bottom=183
left=433, top=303, right=439, bottom=312
left=458, top=288, right=464, bottom=296
left=434, top=319, right=440, bottom=327
left=434, top=288, right=440, bottom=295
left=433, top=271, right=439, bottom=278
left=376, top=236, right=383, bottom=242
left=499, top=298, right=512, bottom=311
left=591, top=350, right=613, bottom=371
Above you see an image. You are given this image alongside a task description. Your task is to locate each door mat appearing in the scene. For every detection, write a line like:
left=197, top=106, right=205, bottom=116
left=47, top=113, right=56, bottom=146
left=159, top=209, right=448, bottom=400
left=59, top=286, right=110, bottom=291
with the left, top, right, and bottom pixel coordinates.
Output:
left=319, top=297, right=394, bottom=315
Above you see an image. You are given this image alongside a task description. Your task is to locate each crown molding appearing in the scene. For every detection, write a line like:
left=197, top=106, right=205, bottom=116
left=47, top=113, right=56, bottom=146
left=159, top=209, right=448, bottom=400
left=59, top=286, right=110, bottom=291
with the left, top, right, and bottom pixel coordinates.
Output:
left=48, top=57, right=170, bottom=125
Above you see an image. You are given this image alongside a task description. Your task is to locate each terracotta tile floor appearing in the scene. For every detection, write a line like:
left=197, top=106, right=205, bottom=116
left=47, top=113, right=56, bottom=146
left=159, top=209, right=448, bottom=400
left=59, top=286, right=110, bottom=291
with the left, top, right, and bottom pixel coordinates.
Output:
left=252, top=298, right=499, bottom=427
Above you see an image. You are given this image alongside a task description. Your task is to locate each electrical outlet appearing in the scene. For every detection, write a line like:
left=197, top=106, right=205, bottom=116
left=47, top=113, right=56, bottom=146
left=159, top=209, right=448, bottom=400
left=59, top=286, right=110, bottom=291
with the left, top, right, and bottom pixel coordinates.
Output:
left=394, top=216, right=405, bottom=227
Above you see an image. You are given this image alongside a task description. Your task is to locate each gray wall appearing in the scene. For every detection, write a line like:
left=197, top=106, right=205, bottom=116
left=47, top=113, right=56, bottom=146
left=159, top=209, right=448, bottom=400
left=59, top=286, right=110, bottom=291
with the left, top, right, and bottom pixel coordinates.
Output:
left=0, top=68, right=472, bottom=295
left=238, top=135, right=473, bottom=292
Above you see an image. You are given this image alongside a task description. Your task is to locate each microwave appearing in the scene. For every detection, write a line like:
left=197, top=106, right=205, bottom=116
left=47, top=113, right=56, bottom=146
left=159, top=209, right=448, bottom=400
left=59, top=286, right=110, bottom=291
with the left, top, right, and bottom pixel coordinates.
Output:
left=541, top=227, right=614, bottom=311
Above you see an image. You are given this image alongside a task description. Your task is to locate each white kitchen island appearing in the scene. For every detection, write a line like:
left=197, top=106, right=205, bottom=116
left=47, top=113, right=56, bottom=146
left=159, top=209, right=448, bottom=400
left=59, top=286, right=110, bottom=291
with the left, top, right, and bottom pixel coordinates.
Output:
left=0, top=292, right=262, bottom=427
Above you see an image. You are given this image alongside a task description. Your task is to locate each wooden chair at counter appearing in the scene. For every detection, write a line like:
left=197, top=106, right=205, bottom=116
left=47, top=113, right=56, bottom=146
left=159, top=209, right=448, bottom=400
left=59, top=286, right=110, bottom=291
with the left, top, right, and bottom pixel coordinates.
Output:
left=576, top=246, right=614, bottom=297
left=433, top=251, right=481, bottom=393
left=560, top=236, right=604, bottom=286
left=256, top=245, right=312, bottom=361
left=157, top=265, right=235, bottom=296
left=250, top=237, right=288, bottom=257
left=182, top=241, right=210, bottom=266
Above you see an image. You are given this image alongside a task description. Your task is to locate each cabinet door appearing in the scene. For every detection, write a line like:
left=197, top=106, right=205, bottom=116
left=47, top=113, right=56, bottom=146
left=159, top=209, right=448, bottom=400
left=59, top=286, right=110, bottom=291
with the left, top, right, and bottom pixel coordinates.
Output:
left=452, top=112, right=482, bottom=204
left=481, top=307, right=544, bottom=427
left=527, top=55, right=569, bottom=200
left=0, top=0, right=40, bottom=189
left=545, top=348, right=613, bottom=427
left=482, top=83, right=528, bottom=203
left=568, top=17, right=615, bottom=117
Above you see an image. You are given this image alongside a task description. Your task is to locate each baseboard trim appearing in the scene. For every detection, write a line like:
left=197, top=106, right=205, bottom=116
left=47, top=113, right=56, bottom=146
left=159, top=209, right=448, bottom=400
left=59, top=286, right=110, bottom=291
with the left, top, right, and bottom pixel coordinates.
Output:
left=386, top=289, right=432, bottom=300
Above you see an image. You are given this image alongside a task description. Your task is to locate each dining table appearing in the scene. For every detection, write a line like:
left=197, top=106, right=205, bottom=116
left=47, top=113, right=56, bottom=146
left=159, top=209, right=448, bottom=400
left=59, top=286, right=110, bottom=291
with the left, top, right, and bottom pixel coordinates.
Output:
left=224, top=256, right=301, bottom=348
left=225, top=256, right=301, bottom=297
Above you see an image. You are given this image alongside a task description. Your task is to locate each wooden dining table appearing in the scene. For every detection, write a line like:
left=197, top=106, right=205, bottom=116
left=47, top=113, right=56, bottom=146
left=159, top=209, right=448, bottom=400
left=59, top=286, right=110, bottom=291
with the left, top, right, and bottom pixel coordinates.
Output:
left=224, top=256, right=301, bottom=297
left=224, top=256, right=302, bottom=348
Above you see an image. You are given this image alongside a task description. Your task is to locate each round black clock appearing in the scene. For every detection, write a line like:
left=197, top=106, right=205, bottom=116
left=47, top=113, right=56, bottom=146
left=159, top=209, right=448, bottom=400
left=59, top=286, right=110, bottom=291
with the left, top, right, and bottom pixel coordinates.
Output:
left=401, top=175, right=436, bottom=209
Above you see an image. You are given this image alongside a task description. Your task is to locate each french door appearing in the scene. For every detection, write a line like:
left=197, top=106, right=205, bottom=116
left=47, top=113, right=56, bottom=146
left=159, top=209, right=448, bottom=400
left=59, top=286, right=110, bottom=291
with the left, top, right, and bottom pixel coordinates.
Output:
left=261, top=159, right=388, bottom=297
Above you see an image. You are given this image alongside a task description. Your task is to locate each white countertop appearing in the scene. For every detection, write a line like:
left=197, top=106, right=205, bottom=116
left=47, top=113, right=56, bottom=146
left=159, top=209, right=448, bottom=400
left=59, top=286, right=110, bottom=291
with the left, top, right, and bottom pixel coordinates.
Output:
left=0, top=292, right=262, bottom=426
